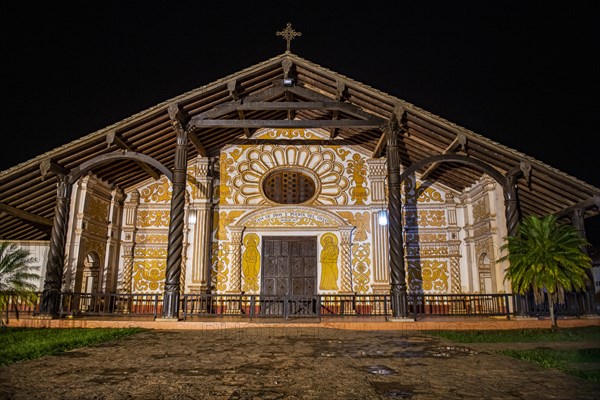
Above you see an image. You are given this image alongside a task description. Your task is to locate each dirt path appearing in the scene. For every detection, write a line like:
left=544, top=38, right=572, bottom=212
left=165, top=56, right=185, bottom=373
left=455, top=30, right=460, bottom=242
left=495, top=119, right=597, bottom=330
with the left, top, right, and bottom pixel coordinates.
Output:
left=1, top=327, right=598, bottom=400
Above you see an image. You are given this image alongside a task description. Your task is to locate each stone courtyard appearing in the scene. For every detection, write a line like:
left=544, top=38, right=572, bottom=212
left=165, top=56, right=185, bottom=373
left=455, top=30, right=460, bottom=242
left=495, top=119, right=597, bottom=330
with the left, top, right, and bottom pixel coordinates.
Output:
left=1, top=325, right=599, bottom=399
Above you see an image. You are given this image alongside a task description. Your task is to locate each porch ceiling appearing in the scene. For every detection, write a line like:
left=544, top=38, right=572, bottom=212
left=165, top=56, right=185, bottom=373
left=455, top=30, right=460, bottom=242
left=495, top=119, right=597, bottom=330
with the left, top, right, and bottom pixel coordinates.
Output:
left=1, top=52, right=599, bottom=240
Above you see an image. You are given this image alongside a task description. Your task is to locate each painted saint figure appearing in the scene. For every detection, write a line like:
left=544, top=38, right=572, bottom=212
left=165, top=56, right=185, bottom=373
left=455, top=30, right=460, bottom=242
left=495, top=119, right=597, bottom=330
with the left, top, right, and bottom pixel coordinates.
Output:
left=319, top=233, right=339, bottom=290
left=242, top=234, right=260, bottom=292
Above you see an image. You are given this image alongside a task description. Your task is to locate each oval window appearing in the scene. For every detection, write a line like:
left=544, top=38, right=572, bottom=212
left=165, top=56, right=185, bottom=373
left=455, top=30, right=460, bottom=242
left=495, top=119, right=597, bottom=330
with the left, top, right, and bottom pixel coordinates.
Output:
left=262, top=169, right=316, bottom=204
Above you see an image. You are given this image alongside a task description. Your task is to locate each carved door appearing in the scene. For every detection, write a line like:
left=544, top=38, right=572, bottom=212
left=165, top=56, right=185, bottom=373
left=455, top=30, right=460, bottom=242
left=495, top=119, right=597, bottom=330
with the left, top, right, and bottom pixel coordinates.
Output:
left=261, top=236, right=317, bottom=296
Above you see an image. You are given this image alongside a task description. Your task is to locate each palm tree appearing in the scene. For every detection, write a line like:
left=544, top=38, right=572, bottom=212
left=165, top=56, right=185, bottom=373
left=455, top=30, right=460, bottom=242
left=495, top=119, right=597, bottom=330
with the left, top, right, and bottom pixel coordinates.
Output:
left=0, top=242, right=40, bottom=327
left=498, top=214, right=592, bottom=330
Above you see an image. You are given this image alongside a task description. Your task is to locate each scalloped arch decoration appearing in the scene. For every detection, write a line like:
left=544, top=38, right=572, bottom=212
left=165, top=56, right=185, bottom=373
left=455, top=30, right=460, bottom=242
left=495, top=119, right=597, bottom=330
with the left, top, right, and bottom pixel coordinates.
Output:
left=231, top=145, right=349, bottom=205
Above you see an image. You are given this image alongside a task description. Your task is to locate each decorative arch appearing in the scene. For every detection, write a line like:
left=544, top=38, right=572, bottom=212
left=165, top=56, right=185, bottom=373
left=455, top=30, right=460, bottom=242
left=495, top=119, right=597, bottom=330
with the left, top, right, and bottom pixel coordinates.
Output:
left=69, top=151, right=173, bottom=184
left=233, top=206, right=352, bottom=229
left=399, top=154, right=507, bottom=187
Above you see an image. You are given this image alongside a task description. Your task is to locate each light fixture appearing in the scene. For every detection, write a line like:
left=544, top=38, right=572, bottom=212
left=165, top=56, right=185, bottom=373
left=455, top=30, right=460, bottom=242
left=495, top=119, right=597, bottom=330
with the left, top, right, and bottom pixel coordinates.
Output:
left=378, top=209, right=388, bottom=226
left=283, top=77, right=294, bottom=87
left=188, top=211, right=197, bottom=225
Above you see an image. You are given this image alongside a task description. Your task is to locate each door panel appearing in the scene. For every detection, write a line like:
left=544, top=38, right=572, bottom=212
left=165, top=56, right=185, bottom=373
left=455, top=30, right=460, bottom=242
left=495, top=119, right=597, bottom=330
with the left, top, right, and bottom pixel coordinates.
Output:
left=261, top=236, right=317, bottom=296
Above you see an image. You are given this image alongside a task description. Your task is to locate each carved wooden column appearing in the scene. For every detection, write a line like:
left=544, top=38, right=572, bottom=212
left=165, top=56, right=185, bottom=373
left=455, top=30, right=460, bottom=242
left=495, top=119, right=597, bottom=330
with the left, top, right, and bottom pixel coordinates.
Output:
left=384, top=114, right=408, bottom=318
left=503, top=163, right=530, bottom=237
left=503, top=173, right=520, bottom=237
left=570, top=208, right=596, bottom=314
left=40, top=173, right=73, bottom=317
left=162, top=105, right=188, bottom=320
left=180, top=192, right=191, bottom=294
left=503, top=164, right=529, bottom=316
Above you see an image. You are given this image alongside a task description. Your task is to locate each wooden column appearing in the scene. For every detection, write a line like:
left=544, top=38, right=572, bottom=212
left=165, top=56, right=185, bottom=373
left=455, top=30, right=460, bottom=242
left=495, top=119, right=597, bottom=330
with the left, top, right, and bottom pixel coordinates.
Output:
left=503, top=164, right=531, bottom=315
left=570, top=208, right=596, bottom=314
left=384, top=116, right=408, bottom=318
left=39, top=173, right=73, bottom=317
left=162, top=107, right=188, bottom=319
left=503, top=173, right=520, bottom=237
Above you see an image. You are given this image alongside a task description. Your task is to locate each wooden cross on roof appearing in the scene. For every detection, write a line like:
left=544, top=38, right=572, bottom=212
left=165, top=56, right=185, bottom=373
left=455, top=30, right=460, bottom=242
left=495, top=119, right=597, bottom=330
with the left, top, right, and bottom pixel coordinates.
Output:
left=276, top=22, right=302, bottom=53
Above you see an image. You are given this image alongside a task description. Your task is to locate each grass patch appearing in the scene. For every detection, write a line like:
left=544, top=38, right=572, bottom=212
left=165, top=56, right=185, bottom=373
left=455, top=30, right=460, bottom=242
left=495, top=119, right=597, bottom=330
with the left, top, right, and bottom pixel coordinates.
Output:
left=500, top=348, right=600, bottom=382
left=422, top=326, right=600, bottom=343
left=423, top=327, right=600, bottom=382
left=0, top=327, right=147, bottom=367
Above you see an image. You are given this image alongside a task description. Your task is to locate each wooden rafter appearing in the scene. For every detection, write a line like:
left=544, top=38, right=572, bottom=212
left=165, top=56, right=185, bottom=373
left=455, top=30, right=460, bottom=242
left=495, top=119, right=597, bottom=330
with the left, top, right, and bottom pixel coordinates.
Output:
left=330, top=81, right=348, bottom=138
left=372, top=133, right=387, bottom=158
left=554, top=195, right=600, bottom=219
left=420, top=133, right=467, bottom=181
left=106, top=131, right=160, bottom=180
left=39, top=159, right=68, bottom=179
left=228, top=80, right=251, bottom=137
left=188, top=130, right=207, bottom=156
left=0, top=202, right=53, bottom=230
left=191, top=119, right=383, bottom=129
left=190, top=95, right=384, bottom=130
left=223, top=138, right=363, bottom=146
left=196, top=85, right=287, bottom=121
left=285, top=89, right=295, bottom=120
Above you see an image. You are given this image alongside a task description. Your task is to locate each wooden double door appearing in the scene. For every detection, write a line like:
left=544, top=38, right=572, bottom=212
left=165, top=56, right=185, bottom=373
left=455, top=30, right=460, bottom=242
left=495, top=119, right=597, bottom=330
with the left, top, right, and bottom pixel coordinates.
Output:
left=261, top=236, right=317, bottom=296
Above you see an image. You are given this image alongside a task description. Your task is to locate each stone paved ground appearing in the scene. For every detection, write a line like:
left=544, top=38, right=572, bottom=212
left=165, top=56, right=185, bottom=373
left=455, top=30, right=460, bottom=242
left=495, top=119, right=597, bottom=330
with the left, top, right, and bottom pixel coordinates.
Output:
left=1, top=327, right=599, bottom=400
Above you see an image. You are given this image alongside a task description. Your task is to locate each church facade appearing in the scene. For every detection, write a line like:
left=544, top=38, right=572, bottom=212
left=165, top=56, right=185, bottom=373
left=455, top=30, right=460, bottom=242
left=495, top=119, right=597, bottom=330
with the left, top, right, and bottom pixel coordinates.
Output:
left=1, top=36, right=598, bottom=318
left=58, top=127, right=510, bottom=301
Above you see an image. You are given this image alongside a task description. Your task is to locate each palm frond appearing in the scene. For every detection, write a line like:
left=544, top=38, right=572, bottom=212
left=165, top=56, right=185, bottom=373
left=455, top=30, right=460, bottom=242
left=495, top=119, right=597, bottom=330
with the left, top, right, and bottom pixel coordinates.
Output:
left=497, top=214, right=592, bottom=306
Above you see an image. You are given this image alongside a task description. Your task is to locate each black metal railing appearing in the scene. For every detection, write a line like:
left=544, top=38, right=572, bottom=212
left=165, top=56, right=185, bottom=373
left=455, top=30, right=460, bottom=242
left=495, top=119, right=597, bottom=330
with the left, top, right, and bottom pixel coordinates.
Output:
left=1, top=290, right=596, bottom=321
left=408, top=293, right=512, bottom=320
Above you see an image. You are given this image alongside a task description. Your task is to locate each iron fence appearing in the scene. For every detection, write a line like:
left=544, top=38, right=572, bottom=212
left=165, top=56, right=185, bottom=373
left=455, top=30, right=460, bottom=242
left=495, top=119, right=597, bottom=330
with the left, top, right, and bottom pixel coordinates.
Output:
left=1, top=290, right=595, bottom=321
left=408, top=293, right=512, bottom=320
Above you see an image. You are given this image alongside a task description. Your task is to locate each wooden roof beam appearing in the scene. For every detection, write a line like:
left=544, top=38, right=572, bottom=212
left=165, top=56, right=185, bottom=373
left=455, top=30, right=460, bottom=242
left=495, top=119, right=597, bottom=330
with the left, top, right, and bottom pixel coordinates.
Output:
left=106, top=131, right=161, bottom=180
left=225, top=138, right=368, bottom=146
left=188, top=130, right=207, bottom=157
left=282, top=59, right=296, bottom=120
left=330, top=81, right=348, bottom=138
left=285, top=89, right=295, bottom=121
left=228, top=80, right=251, bottom=137
left=372, top=106, right=406, bottom=158
left=420, top=133, right=467, bottom=181
left=195, top=85, right=287, bottom=121
left=191, top=119, right=384, bottom=129
left=554, top=195, right=600, bottom=219
left=0, top=202, right=53, bottom=230
left=39, top=159, right=68, bottom=180
left=372, top=133, right=387, bottom=158
left=213, top=101, right=373, bottom=112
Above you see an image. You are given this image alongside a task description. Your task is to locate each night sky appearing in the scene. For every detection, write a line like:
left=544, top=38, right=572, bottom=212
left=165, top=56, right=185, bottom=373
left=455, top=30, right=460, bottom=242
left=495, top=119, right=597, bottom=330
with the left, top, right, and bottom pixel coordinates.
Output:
left=3, top=2, right=599, bottom=247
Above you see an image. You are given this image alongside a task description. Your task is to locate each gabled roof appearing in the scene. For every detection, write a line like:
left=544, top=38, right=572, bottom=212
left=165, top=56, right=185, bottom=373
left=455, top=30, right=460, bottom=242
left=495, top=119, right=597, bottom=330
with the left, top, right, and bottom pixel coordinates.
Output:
left=1, top=52, right=599, bottom=240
